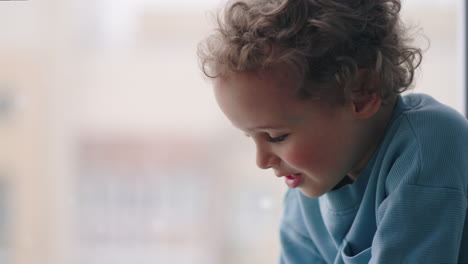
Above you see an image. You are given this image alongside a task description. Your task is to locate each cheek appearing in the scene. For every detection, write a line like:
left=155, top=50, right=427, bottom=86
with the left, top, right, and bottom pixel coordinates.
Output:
left=283, top=141, right=333, bottom=171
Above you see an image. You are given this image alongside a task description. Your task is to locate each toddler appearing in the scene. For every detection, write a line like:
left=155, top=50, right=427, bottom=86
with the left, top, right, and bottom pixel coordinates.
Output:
left=198, top=0, right=468, bottom=263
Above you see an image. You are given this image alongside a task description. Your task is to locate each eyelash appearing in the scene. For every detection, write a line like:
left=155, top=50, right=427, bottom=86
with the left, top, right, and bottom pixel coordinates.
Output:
left=266, top=134, right=289, bottom=143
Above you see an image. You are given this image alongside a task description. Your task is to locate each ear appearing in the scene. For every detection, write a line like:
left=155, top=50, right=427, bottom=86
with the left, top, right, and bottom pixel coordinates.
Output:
left=350, top=70, right=382, bottom=120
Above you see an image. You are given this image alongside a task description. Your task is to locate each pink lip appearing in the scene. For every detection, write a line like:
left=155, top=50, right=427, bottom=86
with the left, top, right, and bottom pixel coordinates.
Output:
left=283, top=173, right=303, bottom=188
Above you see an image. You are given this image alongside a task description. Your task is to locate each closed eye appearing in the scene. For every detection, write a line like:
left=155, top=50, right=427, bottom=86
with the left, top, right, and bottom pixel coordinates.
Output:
left=266, top=134, right=289, bottom=143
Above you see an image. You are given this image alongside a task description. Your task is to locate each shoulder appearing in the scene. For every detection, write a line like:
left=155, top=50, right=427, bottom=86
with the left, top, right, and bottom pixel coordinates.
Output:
left=400, top=94, right=468, bottom=141
left=380, top=93, right=468, bottom=193
left=398, top=94, right=468, bottom=159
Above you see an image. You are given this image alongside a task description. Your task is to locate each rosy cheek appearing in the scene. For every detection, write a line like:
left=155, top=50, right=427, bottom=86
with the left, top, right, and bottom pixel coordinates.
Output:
left=284, top=147, right=320, bottom=170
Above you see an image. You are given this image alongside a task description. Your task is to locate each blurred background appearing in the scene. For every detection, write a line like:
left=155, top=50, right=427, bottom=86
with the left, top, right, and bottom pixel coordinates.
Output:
left=0, top=0, right=465, bottom=263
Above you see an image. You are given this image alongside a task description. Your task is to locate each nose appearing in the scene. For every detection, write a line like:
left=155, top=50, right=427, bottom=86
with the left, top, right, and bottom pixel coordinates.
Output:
left=256, top=145, right=280, bottom=169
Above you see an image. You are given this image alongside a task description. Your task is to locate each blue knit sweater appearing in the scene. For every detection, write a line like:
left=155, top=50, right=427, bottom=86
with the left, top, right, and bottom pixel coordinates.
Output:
left=279, top=94, right=468, bottom=264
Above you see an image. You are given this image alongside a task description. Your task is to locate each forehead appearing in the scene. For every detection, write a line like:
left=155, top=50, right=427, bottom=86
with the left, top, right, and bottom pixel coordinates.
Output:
left=213, top=67, right=312, bottom=130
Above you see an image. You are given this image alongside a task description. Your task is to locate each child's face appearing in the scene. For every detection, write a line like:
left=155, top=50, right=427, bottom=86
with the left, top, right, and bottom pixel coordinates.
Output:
left=213, top=66, right=371, bottom=198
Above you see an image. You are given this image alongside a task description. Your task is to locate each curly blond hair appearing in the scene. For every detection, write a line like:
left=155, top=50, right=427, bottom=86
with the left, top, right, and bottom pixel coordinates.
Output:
left=198, top=0, right=422, bottom=104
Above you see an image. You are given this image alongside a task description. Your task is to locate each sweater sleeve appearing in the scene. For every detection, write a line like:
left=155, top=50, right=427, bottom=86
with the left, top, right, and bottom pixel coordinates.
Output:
left=370, top=109, right=468, bottom=263
left=279, top=190, right=327, bottom=264
left=371, top=184, right=466, bottom=263
left=279, top=225, right=327, bottom=264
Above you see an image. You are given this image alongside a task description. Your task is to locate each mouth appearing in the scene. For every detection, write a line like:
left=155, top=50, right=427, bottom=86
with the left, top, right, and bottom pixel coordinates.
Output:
left=281, top=173, right=304, bottom=188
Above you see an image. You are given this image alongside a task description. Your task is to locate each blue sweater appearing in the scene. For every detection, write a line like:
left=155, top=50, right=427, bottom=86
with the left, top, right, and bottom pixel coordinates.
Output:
left=279, top=94, right=468, bottom=264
